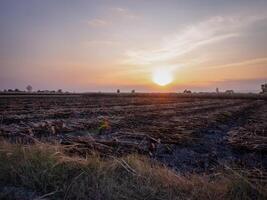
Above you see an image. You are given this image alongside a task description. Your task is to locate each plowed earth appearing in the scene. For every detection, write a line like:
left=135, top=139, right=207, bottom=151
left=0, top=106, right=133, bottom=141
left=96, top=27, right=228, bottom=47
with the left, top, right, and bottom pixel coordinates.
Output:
left=0, top=95, right=266, bottom=176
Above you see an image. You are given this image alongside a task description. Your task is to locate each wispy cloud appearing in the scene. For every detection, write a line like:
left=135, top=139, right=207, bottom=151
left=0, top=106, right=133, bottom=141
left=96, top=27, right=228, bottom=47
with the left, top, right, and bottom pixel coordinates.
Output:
left=85, top=40, right=119, bottom=46
left=87, top=7, right=139, bottom=28
left=111, top=7, right=140, bottom=19
left=125, top=15, right=266, bottom=65
left=201, top=57, right=267, bottom=70
left=88, top=19, right=109, bottom=27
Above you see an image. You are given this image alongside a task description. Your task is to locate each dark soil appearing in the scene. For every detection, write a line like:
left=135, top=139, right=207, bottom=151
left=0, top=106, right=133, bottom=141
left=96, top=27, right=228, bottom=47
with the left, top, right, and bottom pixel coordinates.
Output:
left=0, top=95, right=266, bottom=175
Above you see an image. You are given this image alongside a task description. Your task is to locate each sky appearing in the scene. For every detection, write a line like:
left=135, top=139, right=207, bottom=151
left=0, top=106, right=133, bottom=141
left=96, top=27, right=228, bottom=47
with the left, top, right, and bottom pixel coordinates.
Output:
left=1, top=0, right=267, bottom=92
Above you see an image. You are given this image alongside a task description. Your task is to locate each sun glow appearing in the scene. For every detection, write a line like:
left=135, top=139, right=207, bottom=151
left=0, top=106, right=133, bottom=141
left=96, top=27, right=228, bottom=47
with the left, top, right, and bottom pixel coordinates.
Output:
left=152, top=69, right=173, bottom=86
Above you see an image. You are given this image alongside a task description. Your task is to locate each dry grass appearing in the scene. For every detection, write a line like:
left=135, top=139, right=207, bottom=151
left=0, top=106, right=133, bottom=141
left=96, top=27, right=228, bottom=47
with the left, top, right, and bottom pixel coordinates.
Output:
left=0, top=142, right=265, bottom=200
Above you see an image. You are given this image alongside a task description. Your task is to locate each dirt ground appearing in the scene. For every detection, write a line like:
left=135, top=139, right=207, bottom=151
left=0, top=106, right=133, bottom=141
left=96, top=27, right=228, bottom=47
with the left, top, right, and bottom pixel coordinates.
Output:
left=0, top=94, right=266, bottom=176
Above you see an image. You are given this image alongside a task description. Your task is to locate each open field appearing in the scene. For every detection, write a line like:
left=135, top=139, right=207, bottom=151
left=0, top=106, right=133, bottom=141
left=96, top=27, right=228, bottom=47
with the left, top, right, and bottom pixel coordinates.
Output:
left=0, top=94, right=266, bottom=199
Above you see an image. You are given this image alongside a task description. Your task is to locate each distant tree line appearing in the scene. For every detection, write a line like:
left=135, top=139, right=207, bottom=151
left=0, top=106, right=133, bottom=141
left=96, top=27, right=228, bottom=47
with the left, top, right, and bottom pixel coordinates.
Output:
left=0, top=85, right=65, bottom=94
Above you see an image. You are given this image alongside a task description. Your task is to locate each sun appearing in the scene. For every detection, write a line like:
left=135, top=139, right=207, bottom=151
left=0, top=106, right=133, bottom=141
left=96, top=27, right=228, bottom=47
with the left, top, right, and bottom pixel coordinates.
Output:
left=152, top=69, right=173, bottom=86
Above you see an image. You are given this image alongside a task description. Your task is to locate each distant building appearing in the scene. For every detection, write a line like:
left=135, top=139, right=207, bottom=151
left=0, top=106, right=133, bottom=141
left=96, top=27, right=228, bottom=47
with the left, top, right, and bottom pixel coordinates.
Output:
left=131, top=89, right=135, bottom=94
left=261, top=83, right=267, bottom=93
left=216, top=88, right=219, bottom=93
left=225, top=90, right=234, bottom=94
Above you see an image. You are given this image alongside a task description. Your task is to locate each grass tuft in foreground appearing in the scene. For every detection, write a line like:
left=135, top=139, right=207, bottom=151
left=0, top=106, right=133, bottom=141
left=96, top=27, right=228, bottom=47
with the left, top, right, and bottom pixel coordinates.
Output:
left=0, top=142, right=265, bottom=200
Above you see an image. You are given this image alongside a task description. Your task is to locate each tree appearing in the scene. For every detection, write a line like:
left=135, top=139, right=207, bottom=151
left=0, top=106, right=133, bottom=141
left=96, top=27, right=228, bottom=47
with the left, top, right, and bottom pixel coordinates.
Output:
left=183, top=89, right=192, bottom=94
left=26, top=85, right=33, bottom=93
left=117, top=89, right=120, bottom=94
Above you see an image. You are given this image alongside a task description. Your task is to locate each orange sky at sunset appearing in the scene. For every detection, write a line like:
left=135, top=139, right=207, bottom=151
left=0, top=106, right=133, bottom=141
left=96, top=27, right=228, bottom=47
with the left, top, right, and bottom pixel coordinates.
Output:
left=1, top=0, right=267, bottom=92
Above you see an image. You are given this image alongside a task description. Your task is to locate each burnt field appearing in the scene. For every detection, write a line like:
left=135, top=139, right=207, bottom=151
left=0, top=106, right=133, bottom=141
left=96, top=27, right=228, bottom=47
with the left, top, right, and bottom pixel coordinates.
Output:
left=1, top=94, right=267, bottom=199
left=1, top=94, right=266, bottom=174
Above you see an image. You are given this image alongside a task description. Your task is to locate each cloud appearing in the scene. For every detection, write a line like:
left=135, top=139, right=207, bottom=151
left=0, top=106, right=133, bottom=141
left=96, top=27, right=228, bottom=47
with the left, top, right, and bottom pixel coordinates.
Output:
left=87, top=7, right=139, bottom=28
left=124, top=15, right=266, bottom=65
left=85, top=40, right=119, bottom=46
left=200, top=57, right=267, bottom=70
left=88, top=19, right=108, bottom=27
left=111, top=7, right=126, bottom=13
left=111, top=7, right=139, bottom=19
